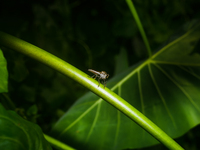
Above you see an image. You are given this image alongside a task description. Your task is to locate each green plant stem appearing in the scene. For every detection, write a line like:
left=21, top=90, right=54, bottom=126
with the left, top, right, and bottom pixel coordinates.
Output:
left=44, top=134, right=75, bottom=150
left=126, top=0, right=152, bottom=57
left=0, top=31, right=184, bottom=150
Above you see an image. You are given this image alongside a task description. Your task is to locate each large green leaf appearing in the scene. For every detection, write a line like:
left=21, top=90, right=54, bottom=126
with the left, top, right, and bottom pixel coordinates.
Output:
left=0, top=103, right=52, bottom=150
left=51, top=23, right=200, bottom=149
left=51, top=22, right=200, bottom=149
left=0, top=49, right=8, bottom=93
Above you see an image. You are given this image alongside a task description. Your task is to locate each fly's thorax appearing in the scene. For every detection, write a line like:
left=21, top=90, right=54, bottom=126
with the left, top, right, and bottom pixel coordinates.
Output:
left=99, top=71, right=108, bottom=79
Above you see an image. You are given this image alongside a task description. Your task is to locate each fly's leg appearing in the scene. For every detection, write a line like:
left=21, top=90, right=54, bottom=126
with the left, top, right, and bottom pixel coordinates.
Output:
left=103, top=79, right=107, bottom=88
left=98, top=78, right=101, bottom=87
left=88, top=74, right=97, bottom=79
left=88, top=73, right=105, bottom=88
left=94, top=75, right=98, bottom=80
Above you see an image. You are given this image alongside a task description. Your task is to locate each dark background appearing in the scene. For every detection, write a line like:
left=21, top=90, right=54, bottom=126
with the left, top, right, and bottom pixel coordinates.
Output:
left=1, top=0, right=200, bottom=149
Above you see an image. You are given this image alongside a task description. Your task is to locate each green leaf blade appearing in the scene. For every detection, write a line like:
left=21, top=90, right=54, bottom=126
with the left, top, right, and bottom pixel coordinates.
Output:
left=152, top=23, right=200, bottom=64
left=0, top=104, right=52, bottom=150
left=0, top=49, right=8, bottom=93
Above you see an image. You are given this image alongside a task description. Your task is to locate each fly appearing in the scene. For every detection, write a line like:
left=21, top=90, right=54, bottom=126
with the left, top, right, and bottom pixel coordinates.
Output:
left=88, top=69, right=109, bottom=88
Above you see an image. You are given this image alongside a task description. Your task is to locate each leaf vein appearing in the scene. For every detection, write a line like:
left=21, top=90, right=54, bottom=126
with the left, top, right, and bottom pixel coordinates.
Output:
left=148, top=64, right=177, bottom=128
left=153, top=63, right=200, bottom=112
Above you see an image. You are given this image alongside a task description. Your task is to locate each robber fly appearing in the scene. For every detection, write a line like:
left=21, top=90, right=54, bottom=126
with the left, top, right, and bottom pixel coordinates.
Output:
left=88, top=69, right=109, bottom=88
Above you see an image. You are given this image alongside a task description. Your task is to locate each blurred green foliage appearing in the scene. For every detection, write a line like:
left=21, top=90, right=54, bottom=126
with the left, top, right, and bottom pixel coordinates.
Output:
left=1, top=0, right=200, bottom=149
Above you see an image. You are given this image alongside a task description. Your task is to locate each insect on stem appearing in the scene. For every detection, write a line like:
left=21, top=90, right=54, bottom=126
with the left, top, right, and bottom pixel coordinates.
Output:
left=88, top=69, right=109, bottom=88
